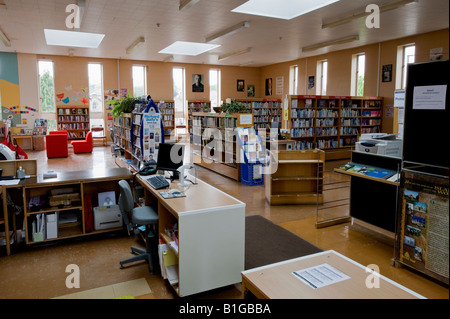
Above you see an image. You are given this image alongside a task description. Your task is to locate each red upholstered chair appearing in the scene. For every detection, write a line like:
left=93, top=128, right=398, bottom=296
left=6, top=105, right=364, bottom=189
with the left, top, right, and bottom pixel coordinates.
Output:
left=71, top=131, right=93, bottom=154
left=46, top=131, right=69, bottom=158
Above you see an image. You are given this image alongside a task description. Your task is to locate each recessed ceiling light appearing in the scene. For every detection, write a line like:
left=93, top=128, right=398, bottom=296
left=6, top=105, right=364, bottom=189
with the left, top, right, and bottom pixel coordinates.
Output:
left=44, top=29, right=105, bottom=48
left=158, top=41, right=221, bottom=56
left=232, top=0, right=340, bottom=20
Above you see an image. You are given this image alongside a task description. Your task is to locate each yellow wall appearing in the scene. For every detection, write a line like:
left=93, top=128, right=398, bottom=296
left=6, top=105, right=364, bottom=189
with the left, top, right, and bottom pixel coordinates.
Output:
left=260, top=29, right=449, bottom=133
left=27, top=28, right=448, bottom=134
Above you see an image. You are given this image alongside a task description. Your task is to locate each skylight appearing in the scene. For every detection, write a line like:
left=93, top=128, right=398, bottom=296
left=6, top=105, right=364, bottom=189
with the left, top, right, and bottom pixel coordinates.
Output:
left=231, top=0, right=340, bottom=20
left=159, top=41, right=221, bottom=56
left=44, top=29, right=105, bottom=48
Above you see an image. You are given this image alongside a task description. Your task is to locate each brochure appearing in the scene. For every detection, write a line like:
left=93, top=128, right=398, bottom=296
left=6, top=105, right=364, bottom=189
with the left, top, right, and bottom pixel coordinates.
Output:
left=160, top=189, right=186, bottom=199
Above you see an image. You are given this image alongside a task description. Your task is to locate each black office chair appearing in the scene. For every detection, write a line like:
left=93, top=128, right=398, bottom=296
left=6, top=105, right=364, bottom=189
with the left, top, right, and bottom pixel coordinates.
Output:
left=118, top=180, right=159, bottom=274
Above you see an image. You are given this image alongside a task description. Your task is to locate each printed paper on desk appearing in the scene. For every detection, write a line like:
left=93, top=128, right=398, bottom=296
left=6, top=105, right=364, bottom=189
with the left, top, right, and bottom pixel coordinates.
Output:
left=292, top=263, right=350, bottom=289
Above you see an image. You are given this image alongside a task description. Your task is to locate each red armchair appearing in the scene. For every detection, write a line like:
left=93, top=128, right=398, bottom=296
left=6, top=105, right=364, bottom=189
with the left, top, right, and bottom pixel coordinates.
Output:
left=46, top=131, right=69, bottom=158
left=71, top=131, right=93, bottom=154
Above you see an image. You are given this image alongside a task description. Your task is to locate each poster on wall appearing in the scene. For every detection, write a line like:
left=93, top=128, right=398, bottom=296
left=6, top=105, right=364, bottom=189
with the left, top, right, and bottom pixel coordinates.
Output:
left=398, top=170, right=449, bottom=282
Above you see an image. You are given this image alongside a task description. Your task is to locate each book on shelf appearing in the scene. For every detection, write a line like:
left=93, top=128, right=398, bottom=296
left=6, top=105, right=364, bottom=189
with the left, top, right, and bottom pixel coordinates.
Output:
left=338, top=163, right=355, bottom=171
left=366, top=169, right=395, bottom=179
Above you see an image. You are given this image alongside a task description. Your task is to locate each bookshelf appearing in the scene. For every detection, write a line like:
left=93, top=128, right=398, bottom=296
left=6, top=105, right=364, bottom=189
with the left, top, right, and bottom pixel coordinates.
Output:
left=287, top=95, right=383, bottom=159
left=236, top=98, right=282, bottom=133
left=113, top=113, right=133, bottom=167
left=57, top=106, right=90, bottom=140
left=156, top=100, right=175, bottom=139
left=192, top=112, right=240, bottom=181
left=265, top=150, right=325, bottom=205
left=187, top=100, right=211, bottom=135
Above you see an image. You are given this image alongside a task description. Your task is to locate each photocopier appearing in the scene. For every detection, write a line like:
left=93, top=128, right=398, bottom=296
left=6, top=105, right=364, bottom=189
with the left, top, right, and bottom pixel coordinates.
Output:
left=355, top=133, right=403, bottom=158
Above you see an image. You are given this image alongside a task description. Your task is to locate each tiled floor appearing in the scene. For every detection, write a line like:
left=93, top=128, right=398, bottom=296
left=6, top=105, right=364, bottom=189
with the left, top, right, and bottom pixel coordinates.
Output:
left=0, top=144, right=448, bottom=299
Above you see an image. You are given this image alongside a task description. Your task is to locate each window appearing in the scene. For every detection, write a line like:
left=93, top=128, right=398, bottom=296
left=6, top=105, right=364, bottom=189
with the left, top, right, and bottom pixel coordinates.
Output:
left=402, top=45, right=415, bottom=89
left=351, top=54, right=365, bottom=96
left=210, top=69, right=221, bottom=109
left=396, top=44, right=415, bottom=90
left=173, top=67, right=186, bottom=132
left=132, top=65, right=147, bottom=98
left=317, top=60, right=328, bottom=95
left=88, top=63, right=104, bottom=129
left=289, top=65, right=298, bottom=95
left=38, top=60, right=56, bottom=113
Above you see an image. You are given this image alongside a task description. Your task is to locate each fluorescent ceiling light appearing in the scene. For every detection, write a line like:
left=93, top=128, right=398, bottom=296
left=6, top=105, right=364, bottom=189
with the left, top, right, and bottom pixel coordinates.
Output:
left=302, top=35, right=359, bottom=52
left=126, top=36, right=145, bottom=54
left=179, top=0, right=200, bottom=11
left=159, top=41, right=220, bottom=56
left=322, top=0, right=418, bottom=29
left=218, top=47, right=252, bottom=61
left=0, top=27, right=11, bottom=47
left=206, top=21, right=250, bottom=43
left=44, top=29, right=105, bottom=48
left=232, top=0, right=340, bottom=20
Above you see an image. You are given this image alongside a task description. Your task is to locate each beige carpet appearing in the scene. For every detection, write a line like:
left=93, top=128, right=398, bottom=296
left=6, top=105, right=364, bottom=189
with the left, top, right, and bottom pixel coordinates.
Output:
left=53, top=278, right=154, bottom=299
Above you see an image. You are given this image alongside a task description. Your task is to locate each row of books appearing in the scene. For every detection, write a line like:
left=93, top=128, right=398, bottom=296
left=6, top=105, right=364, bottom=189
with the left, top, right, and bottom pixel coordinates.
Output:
left=58, top=123, right=90, bottom=130
left=58, top=108, right=88, bottom=115
left=291, top=118, right=313, bottom=128
left=362, top=119, right=381, bottom=125
left=58, top=115, right=89, bottom=122
left=341, top=118, right=361, bottom=126
left=338, top=162, right=398, bottom=181
left=317, top=139, right=339, bottom=149
left=316, top=118, right=336, bottom=127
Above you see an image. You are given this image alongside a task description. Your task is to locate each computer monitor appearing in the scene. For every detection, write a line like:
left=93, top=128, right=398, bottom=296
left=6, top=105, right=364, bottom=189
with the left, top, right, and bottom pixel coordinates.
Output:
left=156, top=143, right=185, bottom=180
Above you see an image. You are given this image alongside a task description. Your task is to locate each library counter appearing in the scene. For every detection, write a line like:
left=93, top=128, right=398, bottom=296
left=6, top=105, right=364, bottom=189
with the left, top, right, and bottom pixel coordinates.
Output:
left=137, top=173, right=246, bottom=297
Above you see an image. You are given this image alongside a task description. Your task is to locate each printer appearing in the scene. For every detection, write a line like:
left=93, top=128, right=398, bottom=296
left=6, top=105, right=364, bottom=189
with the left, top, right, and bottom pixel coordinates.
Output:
left=355, top=133, right=403, bottom=158
left=93, top=205, right=123, bottom=230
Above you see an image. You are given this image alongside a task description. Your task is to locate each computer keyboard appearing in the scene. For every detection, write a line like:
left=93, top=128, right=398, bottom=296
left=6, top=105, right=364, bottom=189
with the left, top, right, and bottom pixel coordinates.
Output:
left=146, top=175, right=170, bottom=190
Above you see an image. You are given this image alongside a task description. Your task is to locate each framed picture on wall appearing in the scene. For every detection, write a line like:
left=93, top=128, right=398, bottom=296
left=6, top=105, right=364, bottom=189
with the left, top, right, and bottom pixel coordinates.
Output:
left=247, top=85, right=255, bottom=97
left=192, top=74, right=204, bottom=92
left=308, top=76, right=315, bottom=90
left=265, top=78, right=273, bottom=96
left=382, top=65, right=393, bottom=82
left=237, top=79, right=245, bottom=92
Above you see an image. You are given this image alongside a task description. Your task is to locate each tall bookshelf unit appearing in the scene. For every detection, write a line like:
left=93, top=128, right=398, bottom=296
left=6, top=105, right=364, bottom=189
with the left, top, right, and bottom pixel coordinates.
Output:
left=187, top=100, right=211, bottom=135
left=157, top=100, right=175, bottom=139
left=192, top=112, right=240, bottom=181
left=236, top=98, right=282, bottom=132
left=112, top=113, right=133, bottom=167
left=57, top=106, right=90, bottom=140
left=288, top=95, right=383, bottom=159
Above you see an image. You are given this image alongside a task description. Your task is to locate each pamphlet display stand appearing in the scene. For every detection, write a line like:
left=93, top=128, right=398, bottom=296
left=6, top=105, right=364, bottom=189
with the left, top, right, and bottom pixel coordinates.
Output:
left=394, top=60, right=449, bottom=284
left=236, top=126, right=266, bottom=186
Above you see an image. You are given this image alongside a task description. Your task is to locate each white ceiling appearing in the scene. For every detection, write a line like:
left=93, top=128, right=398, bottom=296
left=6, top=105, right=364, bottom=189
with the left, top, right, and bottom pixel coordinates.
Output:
left=0, top=0, right=448, bottom=67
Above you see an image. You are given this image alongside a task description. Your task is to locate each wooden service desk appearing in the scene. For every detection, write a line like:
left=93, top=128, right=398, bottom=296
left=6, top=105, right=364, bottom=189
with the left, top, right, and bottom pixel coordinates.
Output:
left=137, top=173, right=246, bottom=297
left=241, top=250, right=425, bottom=299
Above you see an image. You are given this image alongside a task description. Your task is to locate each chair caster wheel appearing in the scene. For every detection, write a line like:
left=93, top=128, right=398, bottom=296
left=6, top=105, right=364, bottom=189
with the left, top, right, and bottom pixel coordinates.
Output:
left=120, top=264, right=124, bottom=269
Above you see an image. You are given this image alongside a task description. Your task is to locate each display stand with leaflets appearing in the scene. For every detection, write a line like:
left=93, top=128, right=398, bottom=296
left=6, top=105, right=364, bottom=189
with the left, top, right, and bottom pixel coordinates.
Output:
left=235, top=116, right=266, bottom=186
left=135, top=98, right=165, bottom=167
left=394, top=60, right=449, bottom=284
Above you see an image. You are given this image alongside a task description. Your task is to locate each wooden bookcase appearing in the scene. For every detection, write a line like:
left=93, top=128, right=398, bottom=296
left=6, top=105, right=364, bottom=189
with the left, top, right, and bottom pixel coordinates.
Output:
left=113, top=113, right=133, bottom=167
left=57, top=106, right=90, bottom=140
left=187, top=100, right=211, bottom=135
left=265, top=149, right=325, bottom=205
left=287, top=95, right=383, bottom=159
left=192, top=112, right=240, bottom=181
left=156, top=100, right=175, bottom=139
left=235, top=98, right=282, bottom=133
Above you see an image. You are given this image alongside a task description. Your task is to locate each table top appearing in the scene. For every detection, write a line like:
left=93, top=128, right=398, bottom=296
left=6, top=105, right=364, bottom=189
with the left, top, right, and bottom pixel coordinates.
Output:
left=242, top=250, right=425, bottom=299
left=24, top=167, right=132, bottom=186
left=137, top=173, right=245, bottom=217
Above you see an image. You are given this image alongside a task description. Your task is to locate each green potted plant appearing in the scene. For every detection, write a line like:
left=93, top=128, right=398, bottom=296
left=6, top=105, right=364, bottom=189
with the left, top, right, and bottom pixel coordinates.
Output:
left=220, top=99, right=250, bottom=114
left=109, top=94, right=140, bottom=118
